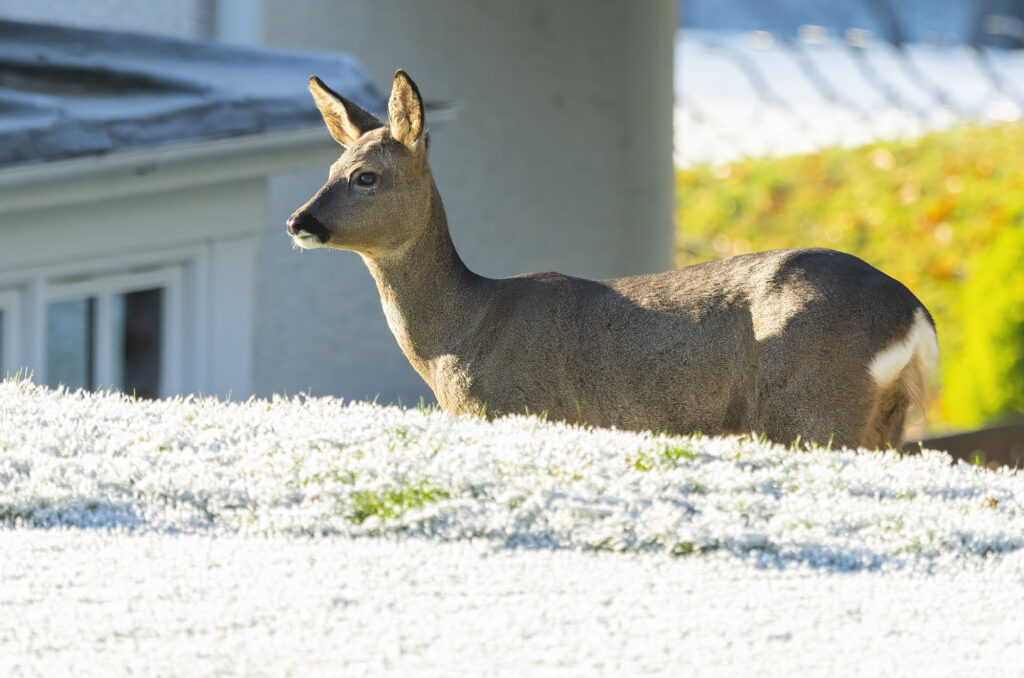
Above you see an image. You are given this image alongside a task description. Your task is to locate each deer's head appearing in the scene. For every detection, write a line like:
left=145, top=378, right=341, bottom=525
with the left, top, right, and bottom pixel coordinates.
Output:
left=287, top=70, right=431, bottom=256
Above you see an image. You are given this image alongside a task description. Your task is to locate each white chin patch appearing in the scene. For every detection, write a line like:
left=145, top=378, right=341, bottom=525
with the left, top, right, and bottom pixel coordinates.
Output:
left=292, top=234, right=327, bottom=250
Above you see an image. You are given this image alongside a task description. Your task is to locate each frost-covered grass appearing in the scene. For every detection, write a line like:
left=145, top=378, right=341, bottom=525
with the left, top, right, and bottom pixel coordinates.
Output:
left=2, top=378, right=1023, bottom=675
left=2, top=378, right=1021, bottom=569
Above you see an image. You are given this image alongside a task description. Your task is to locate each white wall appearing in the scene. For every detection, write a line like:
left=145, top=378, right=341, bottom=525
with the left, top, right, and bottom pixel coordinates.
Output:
left=0, top=141, right=278, bottom=400
left=255, top=0, right=676, bottom=404
left=0, top=0, right=217, bottom=40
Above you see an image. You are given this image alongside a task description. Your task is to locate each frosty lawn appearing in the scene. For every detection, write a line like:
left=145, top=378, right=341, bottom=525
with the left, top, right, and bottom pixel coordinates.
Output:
left=2, top=378, right=1023, bottom=675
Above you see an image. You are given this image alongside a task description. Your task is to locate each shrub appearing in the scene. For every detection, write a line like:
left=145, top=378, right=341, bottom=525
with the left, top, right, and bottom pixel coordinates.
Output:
left=945, top=225, right=1024, bottom=424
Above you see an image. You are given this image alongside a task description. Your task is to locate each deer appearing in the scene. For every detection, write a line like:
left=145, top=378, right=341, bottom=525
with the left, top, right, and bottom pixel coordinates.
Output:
left=287, top=70, right=939, bottom=450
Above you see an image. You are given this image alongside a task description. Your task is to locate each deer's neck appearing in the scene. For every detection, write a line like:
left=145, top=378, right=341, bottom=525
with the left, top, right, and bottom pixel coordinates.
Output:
left=361, top=184, right=486, bottom=386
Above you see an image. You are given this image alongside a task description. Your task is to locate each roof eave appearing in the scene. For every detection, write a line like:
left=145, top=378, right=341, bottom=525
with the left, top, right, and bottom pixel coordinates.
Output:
left=0, top=125, right=338, bottom=215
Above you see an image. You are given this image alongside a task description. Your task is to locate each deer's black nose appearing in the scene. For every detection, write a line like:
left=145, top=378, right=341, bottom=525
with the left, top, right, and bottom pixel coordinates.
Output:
left=286, top=213, right=330, bottom=243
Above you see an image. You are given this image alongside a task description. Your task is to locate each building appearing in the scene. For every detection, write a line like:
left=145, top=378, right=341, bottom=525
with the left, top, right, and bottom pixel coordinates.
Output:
left=0, top=19, right=383, bottom=400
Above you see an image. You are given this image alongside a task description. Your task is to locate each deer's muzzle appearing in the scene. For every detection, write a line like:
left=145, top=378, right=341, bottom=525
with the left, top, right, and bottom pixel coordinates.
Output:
left=286, top=213, right=330, bottom=244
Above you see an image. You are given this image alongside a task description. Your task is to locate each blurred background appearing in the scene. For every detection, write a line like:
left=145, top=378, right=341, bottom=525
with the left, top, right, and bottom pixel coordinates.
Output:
left=0, top=1, right=1021, bottom=461
left=675, top=0, right=1024, bottom=461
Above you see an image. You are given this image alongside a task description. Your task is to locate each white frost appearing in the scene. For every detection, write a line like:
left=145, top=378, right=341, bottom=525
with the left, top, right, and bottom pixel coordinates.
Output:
left=1, top=378, right=1022, bottom=675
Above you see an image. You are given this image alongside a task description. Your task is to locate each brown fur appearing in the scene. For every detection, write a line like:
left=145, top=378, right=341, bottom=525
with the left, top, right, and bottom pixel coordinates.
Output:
left=861, top=357, right=928, bottom=450
left=287, top=71, right=938, bottom=449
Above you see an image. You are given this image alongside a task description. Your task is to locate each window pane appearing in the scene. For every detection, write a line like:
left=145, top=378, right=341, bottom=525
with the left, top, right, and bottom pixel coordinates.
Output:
left=115, top=288, right=163, bottom=399
left=46, top=297, right=95, bottom=391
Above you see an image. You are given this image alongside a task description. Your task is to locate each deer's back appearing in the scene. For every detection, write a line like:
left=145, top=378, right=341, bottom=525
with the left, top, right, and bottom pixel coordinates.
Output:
left=446, top=248, right=929, bottom=442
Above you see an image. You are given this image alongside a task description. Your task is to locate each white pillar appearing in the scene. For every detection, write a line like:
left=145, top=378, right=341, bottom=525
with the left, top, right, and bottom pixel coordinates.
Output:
left=216, top=0, right=262, bottom=45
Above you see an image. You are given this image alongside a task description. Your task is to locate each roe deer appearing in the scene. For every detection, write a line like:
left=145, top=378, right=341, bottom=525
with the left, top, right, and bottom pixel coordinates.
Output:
left=287, top=70, right=938, bottom=449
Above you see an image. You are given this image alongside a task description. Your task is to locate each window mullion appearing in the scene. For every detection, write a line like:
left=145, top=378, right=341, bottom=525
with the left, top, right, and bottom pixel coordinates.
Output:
left=0, top=291, right=16, bottom=374
left=161, top=268, right=185, bottom=398
left=93, top=291, right=114, bottom=391
left=25, top=277, right=46, bottom=384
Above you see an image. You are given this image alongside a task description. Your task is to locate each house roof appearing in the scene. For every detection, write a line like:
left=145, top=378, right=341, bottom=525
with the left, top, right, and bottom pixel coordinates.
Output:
left=0, top=20, right=385, bottom=167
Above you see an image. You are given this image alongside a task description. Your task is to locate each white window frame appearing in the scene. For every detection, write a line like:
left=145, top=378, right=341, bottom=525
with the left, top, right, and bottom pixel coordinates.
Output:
left=0, top=244, right=212, bottom=398
left=0, top=236, right=255, bottom=399
left=0, top=288, right=20, bottom=376
left=45, top=266, right=185, bottom=398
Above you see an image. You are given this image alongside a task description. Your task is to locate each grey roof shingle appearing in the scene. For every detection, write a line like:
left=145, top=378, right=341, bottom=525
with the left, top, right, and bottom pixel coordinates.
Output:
left=0, top=20, right=384, bottom=166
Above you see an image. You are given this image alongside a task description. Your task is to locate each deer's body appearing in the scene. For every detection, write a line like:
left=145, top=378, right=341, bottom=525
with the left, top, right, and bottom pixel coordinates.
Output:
left=289, top=71, right=938, bottom=449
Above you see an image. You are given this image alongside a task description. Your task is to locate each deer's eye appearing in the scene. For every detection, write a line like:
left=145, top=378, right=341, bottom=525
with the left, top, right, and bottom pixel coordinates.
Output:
left=355, top=171, right=377, bottom=187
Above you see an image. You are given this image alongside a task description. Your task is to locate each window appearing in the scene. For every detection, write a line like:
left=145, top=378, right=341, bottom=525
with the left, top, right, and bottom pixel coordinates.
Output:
left=113, top=288, right=164, bottom=399
left=0, top=240, right=252, bottom=400
left=46, top=296, right=96, bottom=391
left=43, top=267, right=182, bottom=398
left=0, top=289, right=19, bottom=378
left=44, top=288, right=166, bottom=398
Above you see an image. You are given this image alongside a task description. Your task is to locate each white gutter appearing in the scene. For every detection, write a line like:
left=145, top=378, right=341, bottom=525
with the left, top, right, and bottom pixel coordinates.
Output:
left=0, top=125, right=335, bottom=214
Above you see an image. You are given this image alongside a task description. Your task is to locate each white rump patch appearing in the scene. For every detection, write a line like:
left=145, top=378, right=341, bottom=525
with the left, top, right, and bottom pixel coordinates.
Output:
left=868, top=309, right=939, bottom=387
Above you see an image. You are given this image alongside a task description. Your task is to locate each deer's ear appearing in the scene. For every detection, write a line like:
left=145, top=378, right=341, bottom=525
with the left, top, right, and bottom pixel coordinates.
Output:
left=309, top=75, right=382, bottom=147
left=388, top=70, right=426, bottom=153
